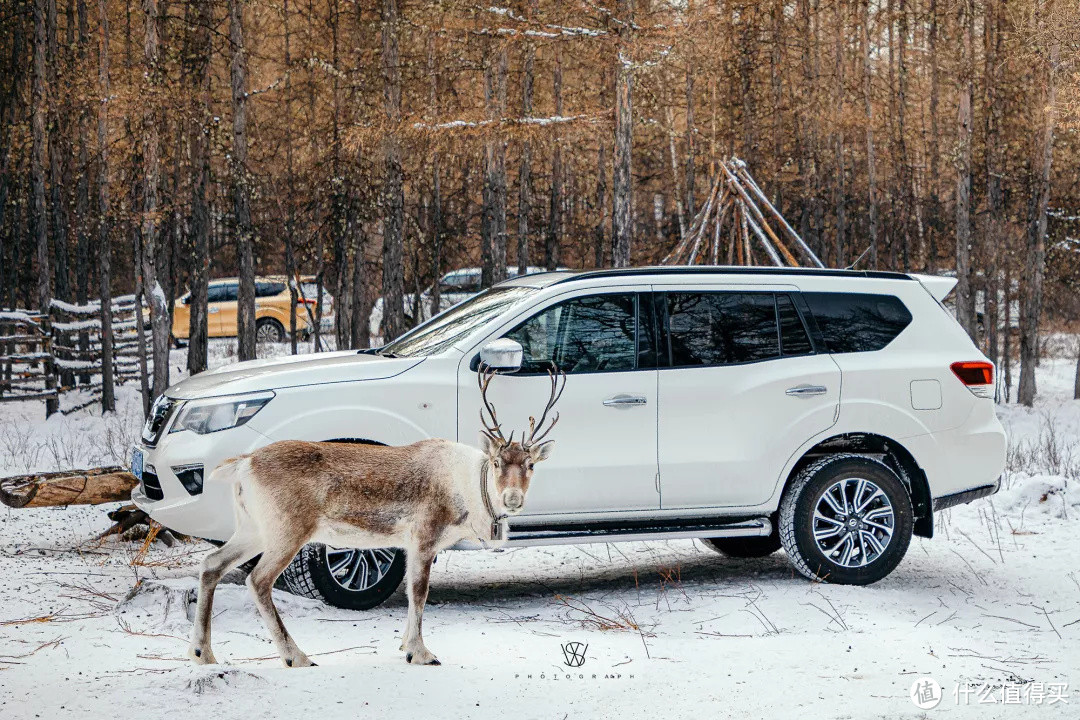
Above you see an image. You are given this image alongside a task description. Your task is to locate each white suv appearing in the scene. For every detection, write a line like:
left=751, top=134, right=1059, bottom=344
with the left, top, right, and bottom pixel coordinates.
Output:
left=132, top=267, right=1006, bottom=609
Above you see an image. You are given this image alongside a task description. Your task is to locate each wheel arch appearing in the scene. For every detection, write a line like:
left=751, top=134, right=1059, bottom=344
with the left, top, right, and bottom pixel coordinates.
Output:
left=782, top=433, right=934, bottom=538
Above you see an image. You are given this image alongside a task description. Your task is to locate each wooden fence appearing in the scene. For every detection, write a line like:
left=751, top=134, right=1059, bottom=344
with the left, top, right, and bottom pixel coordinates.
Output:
left=0, top=297, right=152, bottom=415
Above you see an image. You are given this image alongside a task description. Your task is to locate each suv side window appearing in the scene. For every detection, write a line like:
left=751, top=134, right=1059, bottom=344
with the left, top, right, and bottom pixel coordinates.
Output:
left=665, top=292, right=780, bottom=367
left=220, top=282, right=239, bottom=302
left=803, top=292, right=912, bottom=353
left=504, top=293, right=643, bottom=374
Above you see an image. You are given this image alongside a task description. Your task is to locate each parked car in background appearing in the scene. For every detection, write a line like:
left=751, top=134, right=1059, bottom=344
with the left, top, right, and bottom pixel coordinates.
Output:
left=369, top=266, right=566, bottom=342
left=172, top=276, right=333, bottom=343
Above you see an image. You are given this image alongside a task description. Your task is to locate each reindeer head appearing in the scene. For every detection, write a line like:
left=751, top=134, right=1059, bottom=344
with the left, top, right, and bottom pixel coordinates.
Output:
left=477, top=364, right=566, bottom=514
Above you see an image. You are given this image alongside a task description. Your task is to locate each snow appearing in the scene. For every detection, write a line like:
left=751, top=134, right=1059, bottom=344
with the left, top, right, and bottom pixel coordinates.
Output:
left=1, top=341, right=1078, bottom=718
left=50, top=318, right=101, bottom=332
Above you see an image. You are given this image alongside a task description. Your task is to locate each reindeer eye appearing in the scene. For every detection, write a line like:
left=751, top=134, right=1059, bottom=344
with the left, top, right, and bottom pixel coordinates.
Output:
left=493, top=460, right=500, bottom=468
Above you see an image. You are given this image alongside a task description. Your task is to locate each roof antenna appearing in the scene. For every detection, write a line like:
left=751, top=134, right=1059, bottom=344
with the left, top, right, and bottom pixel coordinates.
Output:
left=846, top=245, right=872, bottom=271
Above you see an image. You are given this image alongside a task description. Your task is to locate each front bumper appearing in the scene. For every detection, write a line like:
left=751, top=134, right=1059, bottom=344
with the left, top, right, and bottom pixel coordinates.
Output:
left=131, top=423, right=271, bottom=541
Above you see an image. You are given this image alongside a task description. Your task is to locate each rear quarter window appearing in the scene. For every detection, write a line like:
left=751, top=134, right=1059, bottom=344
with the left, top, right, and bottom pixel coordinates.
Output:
left=803, top=292, right=912, bottom=353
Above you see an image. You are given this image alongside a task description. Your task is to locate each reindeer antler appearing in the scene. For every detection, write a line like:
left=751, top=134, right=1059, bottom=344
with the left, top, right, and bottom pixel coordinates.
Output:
left=523, top=365, right=566, bottom=449
left=477, top=364, right=510, bottom=445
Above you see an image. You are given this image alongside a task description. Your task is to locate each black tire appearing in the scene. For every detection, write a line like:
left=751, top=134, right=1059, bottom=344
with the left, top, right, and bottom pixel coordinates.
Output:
left=704, top=533, right=783, bottom=558
left=255, top=317, right=286, bottom=344
left=779, top=454, right=913, bottom=585
left=282, top=543, right=405, bottom=610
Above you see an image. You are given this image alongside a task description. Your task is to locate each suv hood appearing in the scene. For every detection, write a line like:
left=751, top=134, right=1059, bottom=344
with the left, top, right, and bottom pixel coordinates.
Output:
left=165, top=351, right=424, bottom=400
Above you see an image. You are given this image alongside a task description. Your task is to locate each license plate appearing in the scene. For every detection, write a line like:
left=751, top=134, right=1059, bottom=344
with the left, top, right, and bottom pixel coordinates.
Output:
left=131, top=447, right=144, bottom=481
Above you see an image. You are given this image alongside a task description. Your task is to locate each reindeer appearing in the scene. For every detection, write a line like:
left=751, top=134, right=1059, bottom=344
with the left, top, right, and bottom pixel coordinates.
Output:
left=188, top=365, right=565, bottom=668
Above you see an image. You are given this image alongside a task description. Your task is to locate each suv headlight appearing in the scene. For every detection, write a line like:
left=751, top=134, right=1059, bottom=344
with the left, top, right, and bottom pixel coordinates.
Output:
left=169, top=392, right=274, bottom=435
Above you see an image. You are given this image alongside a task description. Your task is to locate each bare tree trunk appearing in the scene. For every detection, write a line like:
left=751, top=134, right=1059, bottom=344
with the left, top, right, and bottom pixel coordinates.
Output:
left=426, top=31, right=442, bottom=318
left=983, top=0, right=1003, bottom=369
left=350, top=231, right=370, bottom=348
left=380, top=0, right=405, bottom=341
left=831, top=0, right=846, bottom=267
left=32, top=0, right=57, bottom=416
left=1018, top=33, right=1060, bottom=407
left=860, top=0, right=879, bottom=269
left=611, top=0, right=634, bottom=269
left=926, top=0, right=940, bottom=273
left=47, top=0, right=71, bottom=305
left=186, top=0, right=211, bottom=374
left=73, top=0, right=92, bottom=385
left=229, top=0, right=256, bottom=361
left=545, top=17, right=563, bottom=272
left=329, top=0, right=351, bottom=348
left=684, top=65, right=695, bottom=220
left=141, top=0, right=169, bottom=398
left=96, top=0, right=114, bottom=411
left=594, top=141, right=607, bottom=268
left=481, top=40, right=508, bottom=287
left=954, top=0, right=976, bottom=340
left=516, top=0, right=536, bottom=275
left=282, top=0, right=298, bottom=354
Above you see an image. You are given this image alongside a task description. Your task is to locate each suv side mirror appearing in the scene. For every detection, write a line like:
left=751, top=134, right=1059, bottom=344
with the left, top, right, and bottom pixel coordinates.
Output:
left=479, top=338, right=523, bottom=371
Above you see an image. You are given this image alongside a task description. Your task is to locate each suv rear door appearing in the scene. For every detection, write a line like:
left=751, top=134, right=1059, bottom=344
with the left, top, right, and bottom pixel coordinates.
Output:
left=457, top=289, right=661, bottom=516
left=655, top=285, right=841, bottom=509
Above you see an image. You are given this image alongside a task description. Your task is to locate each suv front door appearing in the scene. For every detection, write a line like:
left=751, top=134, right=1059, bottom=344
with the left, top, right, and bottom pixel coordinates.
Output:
left=457, top=290, right=660, bottom=517
left=655, top=286, right=841, bottom=509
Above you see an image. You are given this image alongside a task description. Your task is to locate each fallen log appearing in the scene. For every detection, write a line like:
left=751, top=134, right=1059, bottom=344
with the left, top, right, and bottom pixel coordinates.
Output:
left=0, top=466, right=137, bottom=508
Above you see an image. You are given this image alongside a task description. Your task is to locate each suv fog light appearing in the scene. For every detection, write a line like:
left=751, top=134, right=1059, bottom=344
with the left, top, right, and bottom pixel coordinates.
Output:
left=173, top=464, right=205, bottom=495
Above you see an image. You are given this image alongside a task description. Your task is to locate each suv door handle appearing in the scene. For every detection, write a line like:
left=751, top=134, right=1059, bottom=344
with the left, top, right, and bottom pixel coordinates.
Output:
left=603, top=394, right=648, bottom=407
left=786, top=384, right=828, bottom=397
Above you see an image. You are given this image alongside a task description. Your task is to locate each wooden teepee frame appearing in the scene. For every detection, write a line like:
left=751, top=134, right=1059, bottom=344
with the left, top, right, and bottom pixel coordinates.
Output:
left=662, top=158, right=825, bottom=268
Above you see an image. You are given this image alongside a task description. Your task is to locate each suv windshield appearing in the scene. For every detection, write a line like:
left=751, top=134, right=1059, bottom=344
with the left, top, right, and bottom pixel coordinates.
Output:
left=380, top=286, right=536, bottom=358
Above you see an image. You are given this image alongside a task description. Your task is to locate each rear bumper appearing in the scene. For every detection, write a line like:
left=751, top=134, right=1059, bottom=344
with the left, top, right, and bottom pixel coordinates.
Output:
left=933, top=477, right=1001, bottom=512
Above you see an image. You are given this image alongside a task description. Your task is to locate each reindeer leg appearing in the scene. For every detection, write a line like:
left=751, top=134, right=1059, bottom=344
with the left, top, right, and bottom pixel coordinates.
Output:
left=189, top=533, right=262, bottom=665
left=402, top=547, right=439, bottom=666
left=246, top=541, right=315, bottom=668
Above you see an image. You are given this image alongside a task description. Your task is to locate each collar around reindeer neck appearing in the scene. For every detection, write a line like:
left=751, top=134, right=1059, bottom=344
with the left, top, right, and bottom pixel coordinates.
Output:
left=479, top=458, right=508, bottom=544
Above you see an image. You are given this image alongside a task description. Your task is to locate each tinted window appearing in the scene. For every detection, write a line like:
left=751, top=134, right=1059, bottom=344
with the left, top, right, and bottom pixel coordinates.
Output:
left=256, top=281, right=286, bottom=297
left=803, top=292, right=912, bottom=353
left=777, top=294, right=813, bottom=356
left=505, top=294, right=638, bottom=374
left=666, top=292, right=779, bottom=366
left=220, top=283, right=239, bottom=302
left=206, top=285, right=228, bottom=303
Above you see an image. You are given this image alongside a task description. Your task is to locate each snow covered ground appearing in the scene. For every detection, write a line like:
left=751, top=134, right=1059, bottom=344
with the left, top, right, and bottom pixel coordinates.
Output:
left=1, top=340, right=1077, bottom=718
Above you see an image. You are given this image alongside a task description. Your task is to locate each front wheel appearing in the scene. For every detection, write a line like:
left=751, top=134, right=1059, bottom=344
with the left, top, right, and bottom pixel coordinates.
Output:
left=282, top=544, right=405, bottom=610
left=779, top=454, right=913, bottom=585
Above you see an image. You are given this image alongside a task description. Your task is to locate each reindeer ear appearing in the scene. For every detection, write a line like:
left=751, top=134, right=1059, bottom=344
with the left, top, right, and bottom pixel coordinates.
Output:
left=530, top=440, right=555, bottom=462
left=478, top=433, right=495, bottom=455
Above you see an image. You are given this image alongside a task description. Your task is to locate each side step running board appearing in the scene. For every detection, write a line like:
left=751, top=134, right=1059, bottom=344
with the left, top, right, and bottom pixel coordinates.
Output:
left=502, top=517, right=773, bottom=548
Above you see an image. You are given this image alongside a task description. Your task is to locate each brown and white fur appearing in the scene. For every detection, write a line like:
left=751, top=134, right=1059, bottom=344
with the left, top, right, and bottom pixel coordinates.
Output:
left=188, top=367, right=562, bottom=668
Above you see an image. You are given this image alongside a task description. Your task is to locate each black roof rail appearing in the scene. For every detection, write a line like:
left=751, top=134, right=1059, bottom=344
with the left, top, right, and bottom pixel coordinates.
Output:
left=549, top=266, right=914, bottom=284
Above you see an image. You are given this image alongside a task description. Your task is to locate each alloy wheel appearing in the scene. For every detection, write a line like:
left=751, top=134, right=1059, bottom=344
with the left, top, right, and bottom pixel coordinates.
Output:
left=812, top=477, right=895, bottom=568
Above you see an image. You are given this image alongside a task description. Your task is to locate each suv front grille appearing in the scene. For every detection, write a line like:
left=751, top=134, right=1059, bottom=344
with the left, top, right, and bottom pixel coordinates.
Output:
left=141, top=465, right=163, bottom=501
left=141, top=395, right=176, bottom=447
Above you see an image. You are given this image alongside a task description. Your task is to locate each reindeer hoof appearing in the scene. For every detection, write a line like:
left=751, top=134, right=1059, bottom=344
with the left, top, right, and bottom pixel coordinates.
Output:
left=189, top=646, right=218, bottom=665
left=405, top=649, right=440, bottom=665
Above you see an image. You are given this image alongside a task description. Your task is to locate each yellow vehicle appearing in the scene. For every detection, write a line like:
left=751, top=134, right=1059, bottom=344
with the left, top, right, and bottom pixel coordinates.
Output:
left=172, top=276, right=333, bottom=343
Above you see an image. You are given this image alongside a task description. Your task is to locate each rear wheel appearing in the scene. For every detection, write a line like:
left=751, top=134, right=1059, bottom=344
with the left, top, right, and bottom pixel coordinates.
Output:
left=282, top=543, right=405, bottom=610
left=779, top=454, right=913, bottom=585
left=255, top=317, right=286, bottom=344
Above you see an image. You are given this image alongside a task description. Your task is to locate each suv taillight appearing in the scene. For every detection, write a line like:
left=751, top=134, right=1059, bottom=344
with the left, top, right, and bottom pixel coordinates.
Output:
left=951, top=361, right=994, bottom=398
